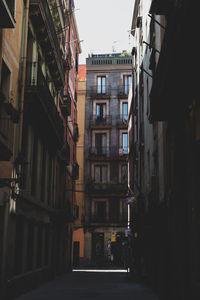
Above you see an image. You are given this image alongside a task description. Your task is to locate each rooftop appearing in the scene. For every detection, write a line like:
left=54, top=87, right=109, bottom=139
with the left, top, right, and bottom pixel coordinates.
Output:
left=86, top=51, right=132, bottom=66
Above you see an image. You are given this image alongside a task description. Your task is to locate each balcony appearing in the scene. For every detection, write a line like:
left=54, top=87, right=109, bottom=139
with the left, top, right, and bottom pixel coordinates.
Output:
left=72, top=162, right=79, bottom=180
left=116, top=114, right=128, bottom=128
left=89, top=115, right=112, bottom=128
left=117, top=85, right=130, bottom=98
left=0, top=88, right=18, bottom=160
left=0, top=0, right=15, bottom=28
left=87, top=85, right=111, bottom=99
left=89, top=147, right=128, bottom=160
left=60, top=94, right=71, bottom=117
left=63, top=0, right=74, bottom=27
left=59, top=141, right=70, bottom=165
left=25, top=61, right=64, bottom=147
left=0, top=108, right=13, bottom=160
left=63, top=47, right=72, bottom=71
left=73, top=123, right=79, bottom=142
left=90, top=215, right=126, bottom=225
left=29, top=0, right=64, bottom=87
left=86, top=181, right=127, bottom=195
left=90, top=216, right=107, bottom=224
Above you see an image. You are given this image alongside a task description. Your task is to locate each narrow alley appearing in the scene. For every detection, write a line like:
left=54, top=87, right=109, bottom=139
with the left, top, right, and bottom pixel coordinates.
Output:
left=1, top=1, right=200, bottom=300
left=15, top=269, right=159, bottom=300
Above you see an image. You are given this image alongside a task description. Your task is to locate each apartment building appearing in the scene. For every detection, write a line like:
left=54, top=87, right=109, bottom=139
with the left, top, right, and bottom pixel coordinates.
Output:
left=84, top=52, right=132, bottom=267
left=0, top=1, right=23, bottom=299
left=129, top=1, right=200, bottom=299
left=64, top=0, right=81, bottom=269
left=0, top=1, right=81, bottom=298
left=73, top=64, right=86, bottom=267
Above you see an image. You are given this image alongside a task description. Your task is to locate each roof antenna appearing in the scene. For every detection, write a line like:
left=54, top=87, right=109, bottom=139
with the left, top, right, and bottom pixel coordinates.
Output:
left=112, top=41, right=117, bottom=53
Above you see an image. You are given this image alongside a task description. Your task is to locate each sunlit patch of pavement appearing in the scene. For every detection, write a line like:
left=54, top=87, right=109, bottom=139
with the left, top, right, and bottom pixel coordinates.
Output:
left=72, top=268, right=128, bottom=273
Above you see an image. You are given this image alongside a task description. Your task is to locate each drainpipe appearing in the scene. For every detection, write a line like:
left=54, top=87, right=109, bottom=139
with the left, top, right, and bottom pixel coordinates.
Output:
left=0, top=29, right=2, bottom=83
left=18, top=0, right=30, bottom=154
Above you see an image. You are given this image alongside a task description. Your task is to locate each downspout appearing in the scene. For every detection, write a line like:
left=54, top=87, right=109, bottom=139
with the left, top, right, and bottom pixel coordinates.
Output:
left=18, top=0, right=30, bottom=154
left=0, top=29, right=3, bottom=83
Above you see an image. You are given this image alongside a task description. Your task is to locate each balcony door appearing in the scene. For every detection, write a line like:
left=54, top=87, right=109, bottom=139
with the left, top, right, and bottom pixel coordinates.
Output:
left=97, top=76, right=106, bottom=94
left=122, top=102, right=128, bottom=122
left=121, top=164, right=128, bottom=184
left=122, top=132, right=128, bottom=154
left=109, top=198, right=120, bottom=222
left=95, top=133, right=107, bottom=155
left=94, top=165, right=108, bottom=183
left=95, top=201, right=106, bottom=221
left=123, top=75, right=131, bottom=95
left=96, top=103, right=106, bottom=124
left=92, top=232, right=104, bottom=266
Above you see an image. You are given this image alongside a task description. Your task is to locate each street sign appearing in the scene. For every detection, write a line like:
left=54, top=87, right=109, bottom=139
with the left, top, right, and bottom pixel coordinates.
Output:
left=125, top=196, right=134, bottom=204
left=111, top=232, right=116, bottom=242
left=125, top=228, right=132, bottom=236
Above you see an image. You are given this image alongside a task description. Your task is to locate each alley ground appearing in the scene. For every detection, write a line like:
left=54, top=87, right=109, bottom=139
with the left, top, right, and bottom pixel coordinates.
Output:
left=15, top=269, right=160, bottom=300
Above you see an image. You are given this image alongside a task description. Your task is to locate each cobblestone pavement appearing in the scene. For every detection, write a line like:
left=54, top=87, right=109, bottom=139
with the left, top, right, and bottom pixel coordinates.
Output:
left=15, top=269, right=160, bottom=300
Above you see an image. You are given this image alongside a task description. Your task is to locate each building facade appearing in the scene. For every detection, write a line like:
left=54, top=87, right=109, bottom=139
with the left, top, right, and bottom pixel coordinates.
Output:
left=73, top=64, right=86, bottom=267
left=129, top=1, right=200, bottom=299
left=0, top=1, right=81, bottom=298
left=0, top=1, right=22, bottom=299
left=64, top=0, right=81, bottom=270
left=84, top=52, right=132, bottom=267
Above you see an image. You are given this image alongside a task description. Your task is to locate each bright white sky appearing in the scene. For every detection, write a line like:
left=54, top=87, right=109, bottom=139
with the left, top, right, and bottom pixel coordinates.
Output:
left=74, top=0, right=134, bottom=64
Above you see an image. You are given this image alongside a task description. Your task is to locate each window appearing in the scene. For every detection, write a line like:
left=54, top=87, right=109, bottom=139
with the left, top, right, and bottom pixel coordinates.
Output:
left=109, top=198, right=120, bottom=221
left=31, top=133, right=38, bottom=196
left=121, top=164, right=128, bottom=184
left=26, top=221, right=34, bottom=271
left=96, top=103, right=106, bottom=117
left=40, top=144, right=46, bottom=201
left=47, top=155, right=53, bottom=205
left=122, top=133, right=128, bottom=154
left=95, top=133, right=107, bottom=155
left=36, top=224, right=43, bottom=268
left=97, top=76, right=106, bottom=94
left=96, top=103, right=106, bottom=124
left=14, top=217, right=24, bottom=275
left=95, top=201, right=106, bottom=220
left=94, top=165, right=107, bottom=182
left=123, top=75, right=131, bottom=94
left=122, top=102, right=128, bottom=122
left=1, top=60, right=11, bottom=101
left=0, top=60, right=11, bottom=138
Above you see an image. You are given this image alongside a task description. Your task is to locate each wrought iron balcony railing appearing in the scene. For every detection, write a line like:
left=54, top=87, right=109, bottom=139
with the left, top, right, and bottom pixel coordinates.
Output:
left=86, top=85, right=111, bottom=98
left=89, top=115, right=112, bottom=126
left=116, top=114, right=128, bottom=126
left=90, top=216, right=107, bottom=223
left=118, top=85, right=130, bottom=97
left=60, top=93, right=71, bottom=117
left=73, top=123, right=79, bottom=142
left=59, top=141, right=70, bottom=165
left=89, top=215, right=126, bottom=224
left=72, top=161, right=79, bottom=180
left=29, top=0, right=64, bottom=86
left=89, top=147, right=128, bottom=157
left=25, top=61, right=64, bottom=145
left=63, top=47, right=72, bottom=70
left=86, top=181, right=127, bottom=194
